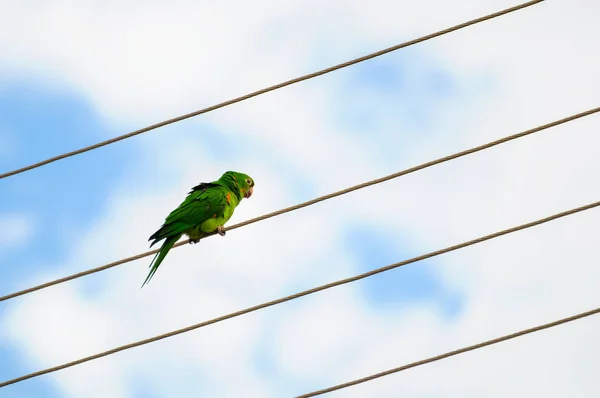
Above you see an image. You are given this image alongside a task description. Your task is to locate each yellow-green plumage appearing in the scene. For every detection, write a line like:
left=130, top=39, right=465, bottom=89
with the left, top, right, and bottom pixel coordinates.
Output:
left=142, top=171, right=254, bottom=287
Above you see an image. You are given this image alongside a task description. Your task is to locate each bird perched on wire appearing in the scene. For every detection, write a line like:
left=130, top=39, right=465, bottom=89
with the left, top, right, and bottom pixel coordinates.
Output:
left=142, top=171, right=255, bottom=287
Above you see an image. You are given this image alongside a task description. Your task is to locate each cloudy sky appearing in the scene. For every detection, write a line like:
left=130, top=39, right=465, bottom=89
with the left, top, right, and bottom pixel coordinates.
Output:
left=1, top=0, right=599, bottom=397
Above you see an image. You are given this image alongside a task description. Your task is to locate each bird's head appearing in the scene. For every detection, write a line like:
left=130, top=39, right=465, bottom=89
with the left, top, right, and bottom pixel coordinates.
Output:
left=221, top=171, right=255, bottom=199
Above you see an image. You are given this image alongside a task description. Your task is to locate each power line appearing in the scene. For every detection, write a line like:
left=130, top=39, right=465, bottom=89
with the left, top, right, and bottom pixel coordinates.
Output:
left=296, top=307, right=600, bottom=397
left=0, top=0, right=544, bottom=181
left=0, top=105, right=597, bottom=303
left=1, top=198, right=598, bottom=388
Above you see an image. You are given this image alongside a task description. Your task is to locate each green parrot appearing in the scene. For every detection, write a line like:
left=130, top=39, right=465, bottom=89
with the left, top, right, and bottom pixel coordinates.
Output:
left=142, top=171, right=255, bottom=287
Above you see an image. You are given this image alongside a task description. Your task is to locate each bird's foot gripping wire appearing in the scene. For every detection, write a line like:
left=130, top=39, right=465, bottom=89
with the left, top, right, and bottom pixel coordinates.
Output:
left=217, top=226, right=226, bottom=236
left=188, top=238, right=200, bottom=244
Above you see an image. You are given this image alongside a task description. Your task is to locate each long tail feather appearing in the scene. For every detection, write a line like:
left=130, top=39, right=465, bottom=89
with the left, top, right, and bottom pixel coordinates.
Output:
left=141, top=234, right=181, bottom=288
left=148, top=226, right=166, bottom=248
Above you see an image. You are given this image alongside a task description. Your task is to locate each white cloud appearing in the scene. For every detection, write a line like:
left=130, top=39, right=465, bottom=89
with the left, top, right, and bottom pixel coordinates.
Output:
left=0, top=213, right=35, bottom=249
left=1, top=0, right=600, bottom=397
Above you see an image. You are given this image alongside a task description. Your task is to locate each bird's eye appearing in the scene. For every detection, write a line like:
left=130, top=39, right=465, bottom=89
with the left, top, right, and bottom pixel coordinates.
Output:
left=246, top=178, right=252, bottom=185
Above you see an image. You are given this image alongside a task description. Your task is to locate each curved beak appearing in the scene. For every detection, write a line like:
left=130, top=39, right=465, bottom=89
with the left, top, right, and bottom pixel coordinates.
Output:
left=244, top=186, right=253, bottom=199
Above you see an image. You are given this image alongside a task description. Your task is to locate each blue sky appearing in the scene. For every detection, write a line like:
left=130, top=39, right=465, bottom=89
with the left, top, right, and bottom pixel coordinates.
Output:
left=0, top=81, right=132, bottom=398
left=0, top=54, right=465, bottom=398
left=344, top=224, right=462, bottom=317
left=0, top=82, right=132, bottom=267
left=0, top=1, right=599, bottom=397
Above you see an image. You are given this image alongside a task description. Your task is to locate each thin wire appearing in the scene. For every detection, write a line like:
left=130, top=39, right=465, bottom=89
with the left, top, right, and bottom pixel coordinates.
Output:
left=1, top=105, right=598, bottom=303
left=0, top=0, right=545, bottom=181
left=1, top=198, right=598, bottom=388
left=296, top=307, right=600, bottom=397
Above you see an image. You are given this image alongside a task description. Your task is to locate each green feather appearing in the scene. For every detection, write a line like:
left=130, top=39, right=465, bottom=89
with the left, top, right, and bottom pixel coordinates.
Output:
left=142, top=171, right=255, bottom=286
left=141, top=234, right=180, bottom=287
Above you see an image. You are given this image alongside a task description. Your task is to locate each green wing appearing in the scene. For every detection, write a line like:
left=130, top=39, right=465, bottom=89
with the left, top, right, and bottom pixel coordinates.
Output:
left=142, top=183, right=228, bottom=287
left=149, top=183, right=228, bottom=247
